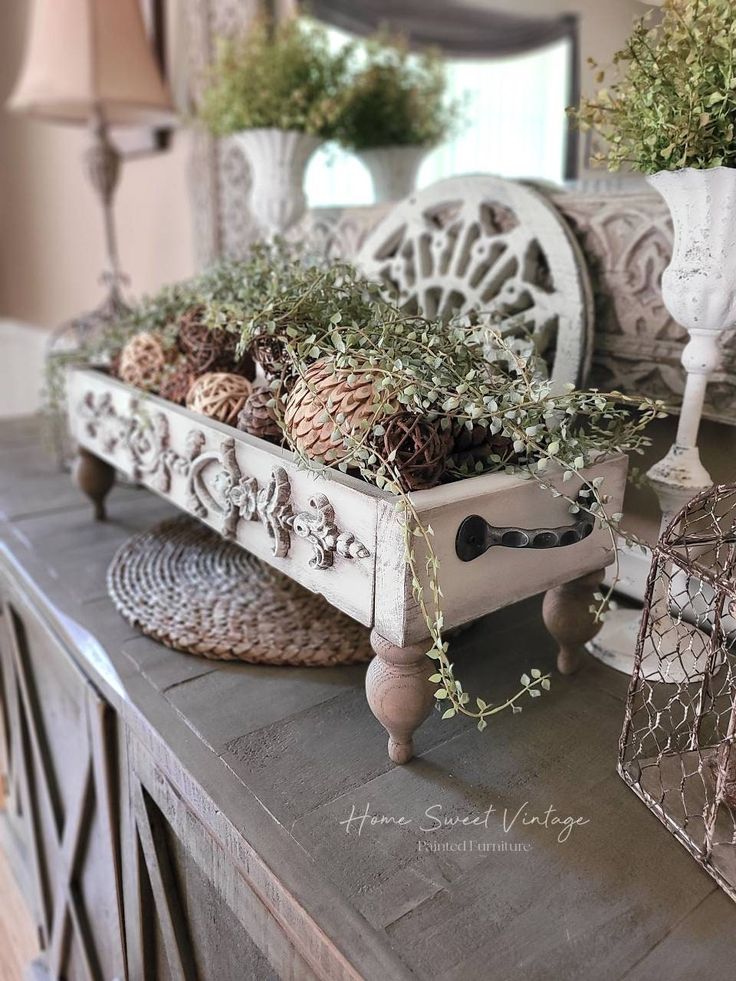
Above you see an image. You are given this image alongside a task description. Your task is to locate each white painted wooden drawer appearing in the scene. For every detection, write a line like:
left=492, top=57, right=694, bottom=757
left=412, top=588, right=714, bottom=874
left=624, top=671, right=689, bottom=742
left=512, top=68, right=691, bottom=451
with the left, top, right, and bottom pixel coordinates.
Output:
left=68, top=368, right=627, bottom=647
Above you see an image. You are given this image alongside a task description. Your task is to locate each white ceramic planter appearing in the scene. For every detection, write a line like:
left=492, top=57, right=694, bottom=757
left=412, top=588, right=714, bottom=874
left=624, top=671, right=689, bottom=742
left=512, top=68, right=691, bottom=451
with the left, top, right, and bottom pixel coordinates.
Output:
left=593, top=168, right=736, bottom=683
left=356, top=144, right=431, bottom=202
left=234, top=128, right=323, bottom=239
left=592, top=168, right=736, bottom=678
left=646, top=166, right=736, bottom=512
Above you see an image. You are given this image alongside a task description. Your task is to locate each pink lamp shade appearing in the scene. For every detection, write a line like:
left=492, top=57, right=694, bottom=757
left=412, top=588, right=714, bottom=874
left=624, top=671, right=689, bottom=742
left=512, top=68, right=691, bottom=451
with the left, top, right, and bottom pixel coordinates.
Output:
left=7, top=0, right=175, bottom=127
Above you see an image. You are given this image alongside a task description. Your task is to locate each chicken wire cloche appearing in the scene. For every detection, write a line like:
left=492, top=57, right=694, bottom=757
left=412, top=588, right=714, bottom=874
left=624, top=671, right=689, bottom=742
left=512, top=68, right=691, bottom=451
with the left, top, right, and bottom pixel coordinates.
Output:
left=620, top=483, right=736, bottom=901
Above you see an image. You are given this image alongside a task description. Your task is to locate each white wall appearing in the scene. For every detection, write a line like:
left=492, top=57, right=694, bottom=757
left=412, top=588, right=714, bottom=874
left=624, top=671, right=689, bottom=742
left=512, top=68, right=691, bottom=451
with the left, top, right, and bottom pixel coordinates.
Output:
left=0, top=0, right=196, bottom=421
left=0, top=1, right=195, bottom=331
left=0, top=321, right=46, bottom=417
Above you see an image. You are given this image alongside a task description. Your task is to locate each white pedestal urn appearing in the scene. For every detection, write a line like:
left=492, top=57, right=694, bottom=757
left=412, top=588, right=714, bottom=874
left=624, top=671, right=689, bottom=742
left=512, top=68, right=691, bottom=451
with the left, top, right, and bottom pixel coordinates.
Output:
left=590, top=167, right=736, bottom=678
left=233, top=128, right=323, bottom=240
left=644, top=167, right=736, bottom=519
left=356, top=144, right=430, bottom=202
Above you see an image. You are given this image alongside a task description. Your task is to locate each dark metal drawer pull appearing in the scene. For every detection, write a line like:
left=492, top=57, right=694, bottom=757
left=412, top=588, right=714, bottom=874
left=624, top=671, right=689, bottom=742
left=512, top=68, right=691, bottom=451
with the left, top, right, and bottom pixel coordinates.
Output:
left=455, top=498, right=594, bottom=562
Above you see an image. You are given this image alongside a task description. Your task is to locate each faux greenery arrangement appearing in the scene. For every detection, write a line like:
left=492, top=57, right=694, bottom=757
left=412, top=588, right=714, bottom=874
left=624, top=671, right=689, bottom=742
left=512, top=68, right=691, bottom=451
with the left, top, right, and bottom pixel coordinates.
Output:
left=198, top=18, right=349, bottom=137
left=571, top=0, right=736, bottom=173
left=71, top=245, right=665, bottom=730
left=201, top=248, right=663, bottom=726
left=333, top=34, right=456, bottom=150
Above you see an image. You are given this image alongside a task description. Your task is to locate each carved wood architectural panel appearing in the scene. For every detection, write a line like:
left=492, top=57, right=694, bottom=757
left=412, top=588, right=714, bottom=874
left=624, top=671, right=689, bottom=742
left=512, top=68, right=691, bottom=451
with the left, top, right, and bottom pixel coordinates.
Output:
left=296, top=193, right=736, bottom=426
left=355, top=175, right=594, bottom=386
left=181, top=4, right=734, bottom=419
left=77, top=390, right=371, bottom=572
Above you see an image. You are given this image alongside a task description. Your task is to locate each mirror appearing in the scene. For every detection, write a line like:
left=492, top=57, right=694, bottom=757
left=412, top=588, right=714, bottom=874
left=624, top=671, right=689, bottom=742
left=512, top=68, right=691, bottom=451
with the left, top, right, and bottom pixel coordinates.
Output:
left=302, top=0, right=652, bottom=206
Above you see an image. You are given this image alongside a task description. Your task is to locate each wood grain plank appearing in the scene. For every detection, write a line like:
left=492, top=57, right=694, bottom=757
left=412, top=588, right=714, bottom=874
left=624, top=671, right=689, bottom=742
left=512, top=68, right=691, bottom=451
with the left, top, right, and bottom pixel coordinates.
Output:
left=622, top=888, right=733, bottom=981
left=9, top=489, right=178, bottom=557
left=4, top=419, right=735, bottom=981
left=219, top=609, right=543, bottom=828
left=120, top=636, right=218, bottom=693
left=164, top=659, right=368, bottom=753
left=380, top=771, right=718, bottom=981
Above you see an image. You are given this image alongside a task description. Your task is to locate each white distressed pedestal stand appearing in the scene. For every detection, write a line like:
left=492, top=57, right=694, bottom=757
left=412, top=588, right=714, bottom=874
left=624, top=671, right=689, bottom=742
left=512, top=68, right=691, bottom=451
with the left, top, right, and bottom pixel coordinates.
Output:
left=589, top=167, right=736, bottom=676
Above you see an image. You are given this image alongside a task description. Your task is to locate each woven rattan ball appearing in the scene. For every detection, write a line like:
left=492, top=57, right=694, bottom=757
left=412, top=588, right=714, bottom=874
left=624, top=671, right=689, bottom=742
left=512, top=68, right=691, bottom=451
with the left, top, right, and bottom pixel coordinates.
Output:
left=284, top=359, right=381, bottom=464
left=379, top=413, right=452, bottom=491
left=158, top=361, right=196, bottom=405
left=118, top=332, right=168, bottom=391
left=186, top=372, right=252, bottom=426
left=178, top=306, right=255, bottom=379
left=236, top=387, right=283, bottom=444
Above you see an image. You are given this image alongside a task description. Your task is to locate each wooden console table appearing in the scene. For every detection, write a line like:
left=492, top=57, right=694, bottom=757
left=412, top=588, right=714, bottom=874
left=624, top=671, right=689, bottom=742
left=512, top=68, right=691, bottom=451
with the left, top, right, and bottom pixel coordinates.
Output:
left=1, top=416, right=735, bottom=980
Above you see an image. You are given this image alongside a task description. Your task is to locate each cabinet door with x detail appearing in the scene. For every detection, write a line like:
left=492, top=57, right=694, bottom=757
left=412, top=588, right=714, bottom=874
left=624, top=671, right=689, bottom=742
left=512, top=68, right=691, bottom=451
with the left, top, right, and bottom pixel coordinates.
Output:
left=0, top=579, right=126, bottom=981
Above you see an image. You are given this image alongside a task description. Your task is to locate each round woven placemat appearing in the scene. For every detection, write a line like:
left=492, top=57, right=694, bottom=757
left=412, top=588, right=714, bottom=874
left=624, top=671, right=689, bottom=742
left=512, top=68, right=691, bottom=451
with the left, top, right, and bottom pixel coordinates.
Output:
left=107, top=516, right=372, bottom=665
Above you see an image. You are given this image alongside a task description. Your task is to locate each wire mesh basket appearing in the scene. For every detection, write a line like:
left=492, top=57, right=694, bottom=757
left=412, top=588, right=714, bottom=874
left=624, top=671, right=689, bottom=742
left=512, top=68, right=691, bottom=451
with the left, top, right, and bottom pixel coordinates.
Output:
left=619, top=484, right=736, bottom=900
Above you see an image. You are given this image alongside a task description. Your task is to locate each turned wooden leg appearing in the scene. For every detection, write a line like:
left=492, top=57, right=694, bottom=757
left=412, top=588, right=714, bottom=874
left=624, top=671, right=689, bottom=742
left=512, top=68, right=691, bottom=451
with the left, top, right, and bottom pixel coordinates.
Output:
left=543, top=569, right=605, bottom=675
left=366, top=630, right=434, bottom=765
left=74, top=447, right=115, bottom=521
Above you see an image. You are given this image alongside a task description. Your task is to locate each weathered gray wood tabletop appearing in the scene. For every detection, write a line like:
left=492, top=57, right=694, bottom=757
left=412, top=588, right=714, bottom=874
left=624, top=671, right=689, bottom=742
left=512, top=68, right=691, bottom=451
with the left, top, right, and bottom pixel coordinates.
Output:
left=1, top=416, right=734, bottom=980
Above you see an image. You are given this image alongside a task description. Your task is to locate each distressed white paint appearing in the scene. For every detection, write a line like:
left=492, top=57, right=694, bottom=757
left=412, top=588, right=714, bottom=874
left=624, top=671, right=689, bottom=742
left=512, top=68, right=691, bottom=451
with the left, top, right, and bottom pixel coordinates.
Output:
left=375, top=454, right=628, bottom=645
left=68, top=369, right=382, bottom=628
left=646, top=167, right=736, bottom=527
left=593, top=168, right=736, bottom=677
left=356, top=174, right=594, bottom=388
left=69, top=368, right=627, bottom=648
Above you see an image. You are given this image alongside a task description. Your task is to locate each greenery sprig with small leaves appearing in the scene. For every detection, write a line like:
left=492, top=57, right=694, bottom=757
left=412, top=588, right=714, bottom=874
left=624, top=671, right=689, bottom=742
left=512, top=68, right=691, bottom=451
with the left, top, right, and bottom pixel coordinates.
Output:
left=570, top=0, right=736, bottom=173
left=333, top=34, right=458, bottom=151
left=43, top=248, right=303, bottom=429
left=74, top=246, right=665, bottom=733
left=198, top=18, right=349, bottom=137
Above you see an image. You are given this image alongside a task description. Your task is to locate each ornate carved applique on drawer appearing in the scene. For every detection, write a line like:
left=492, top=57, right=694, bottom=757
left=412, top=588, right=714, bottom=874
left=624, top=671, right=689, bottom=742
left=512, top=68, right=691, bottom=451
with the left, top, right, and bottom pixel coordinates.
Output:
left=78, top=391, right=370, bottom=570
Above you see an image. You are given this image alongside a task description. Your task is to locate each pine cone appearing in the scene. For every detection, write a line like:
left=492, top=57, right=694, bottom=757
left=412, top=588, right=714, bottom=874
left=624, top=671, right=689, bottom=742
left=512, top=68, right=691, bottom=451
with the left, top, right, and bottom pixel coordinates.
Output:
left=237, top=387, right=283, bottom=444
left=449, top=423, right=515, bottom=470
left=379, top=413, right=452, bottom=491
left=284, top=360, right=381, bottom=463
left=178, top=306, right=255, bottom=379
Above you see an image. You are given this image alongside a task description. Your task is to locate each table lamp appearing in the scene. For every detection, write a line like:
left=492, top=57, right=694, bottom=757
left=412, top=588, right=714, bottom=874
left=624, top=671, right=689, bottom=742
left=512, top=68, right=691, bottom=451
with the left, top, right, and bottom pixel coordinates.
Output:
left=7, top=0, right=176, bottom=338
